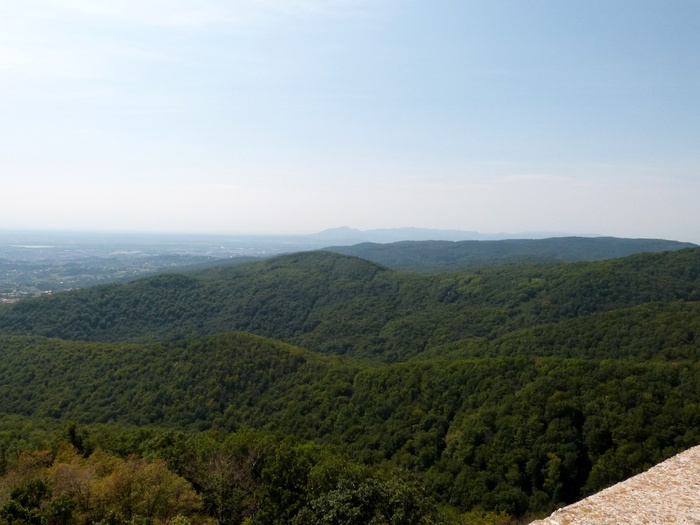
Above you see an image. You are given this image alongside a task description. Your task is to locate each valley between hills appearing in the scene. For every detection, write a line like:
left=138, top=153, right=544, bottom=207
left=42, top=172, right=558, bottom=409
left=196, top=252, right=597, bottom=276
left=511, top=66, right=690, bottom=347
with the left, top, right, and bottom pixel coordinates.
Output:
left=0, top=237, right=698, bottom=524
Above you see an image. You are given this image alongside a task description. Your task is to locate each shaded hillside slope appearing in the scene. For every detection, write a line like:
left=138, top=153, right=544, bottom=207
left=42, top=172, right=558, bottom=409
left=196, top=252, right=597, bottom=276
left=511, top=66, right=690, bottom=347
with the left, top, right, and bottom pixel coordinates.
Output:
left=327, top=237, right=697, bottom=272
left=0, top=332, right=357, bottom=434
left=0, top=248, right=699, bottom=361
left=423, top=301, right=700, bottom=361
left=0, top=331, right=698, bottom=516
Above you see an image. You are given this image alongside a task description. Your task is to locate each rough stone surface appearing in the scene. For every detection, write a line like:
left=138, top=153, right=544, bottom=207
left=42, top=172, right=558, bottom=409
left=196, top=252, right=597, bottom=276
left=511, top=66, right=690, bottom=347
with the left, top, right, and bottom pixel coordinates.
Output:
left=529, top=445, right=700, bottom=525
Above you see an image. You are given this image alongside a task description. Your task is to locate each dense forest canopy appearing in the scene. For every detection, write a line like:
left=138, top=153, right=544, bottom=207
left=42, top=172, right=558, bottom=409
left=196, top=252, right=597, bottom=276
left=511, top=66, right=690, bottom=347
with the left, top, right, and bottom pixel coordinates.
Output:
left=0, top=248, right=699, bottom=361
left=0, top=246, right=698, bottom=523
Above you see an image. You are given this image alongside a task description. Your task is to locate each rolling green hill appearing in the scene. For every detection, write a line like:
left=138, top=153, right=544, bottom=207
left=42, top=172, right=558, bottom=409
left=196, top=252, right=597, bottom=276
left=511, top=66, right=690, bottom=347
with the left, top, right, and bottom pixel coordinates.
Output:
left=422, top=301, right=700, bottom=361
left=0, top=332, right=357, bottom=433
left=327, top=237, right=697, bottom=272
left=1, top=247, right=699, bottom=520
left=0, top=248, right=698, bottom=361
left=0, top=330, right=698, bottom=516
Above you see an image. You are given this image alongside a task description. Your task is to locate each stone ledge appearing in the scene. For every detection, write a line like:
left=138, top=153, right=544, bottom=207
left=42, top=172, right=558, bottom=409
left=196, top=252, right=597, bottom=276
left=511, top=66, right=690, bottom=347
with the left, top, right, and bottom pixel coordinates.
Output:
left=529, top=445, right=700, bottom=525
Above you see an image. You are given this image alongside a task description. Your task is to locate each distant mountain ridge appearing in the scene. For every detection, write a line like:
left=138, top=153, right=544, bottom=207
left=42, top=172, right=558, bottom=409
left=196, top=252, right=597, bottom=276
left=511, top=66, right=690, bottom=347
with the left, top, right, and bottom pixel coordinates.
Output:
left=326, top=236, right=697, bottom=272
left=309, top=226, right=602, bottom=244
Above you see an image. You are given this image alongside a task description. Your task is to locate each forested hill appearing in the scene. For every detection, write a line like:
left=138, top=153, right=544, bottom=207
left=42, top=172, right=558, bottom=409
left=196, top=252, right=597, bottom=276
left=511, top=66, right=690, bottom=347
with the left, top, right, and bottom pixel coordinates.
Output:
left=326, top=236, right=697, bottom=272
left=1, top=247, right=699, bottom=521
left=0, top=247, right=699, bottom=361
left=0, top=329, right=698, bottom=516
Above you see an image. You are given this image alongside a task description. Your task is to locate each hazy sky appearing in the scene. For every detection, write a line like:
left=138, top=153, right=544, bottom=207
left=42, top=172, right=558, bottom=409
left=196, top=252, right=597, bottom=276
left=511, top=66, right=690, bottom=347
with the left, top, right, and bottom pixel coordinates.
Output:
left=1, top=1, right=699, bottom=241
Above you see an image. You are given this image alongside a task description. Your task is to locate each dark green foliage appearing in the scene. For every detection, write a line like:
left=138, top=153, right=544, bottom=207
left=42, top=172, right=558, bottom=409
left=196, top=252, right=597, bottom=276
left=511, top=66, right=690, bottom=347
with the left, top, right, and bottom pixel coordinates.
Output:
left=65, top=422, right=93, bottom=457
left=1, top=479, right=51, bottom=525
left=0, top=332, right=358, bottom=435
left=1, top=248, right=699, bottom=361
left=45, top=494, right=77, bottom=525
left=0, top=333, right=698, bottom=516
left=293, top=475, right=439, bottom=525
left=0, top=425, right=444, bottom=525
left=428, top=301, right=700, bottom=361
left=0, top=247, right=699, bottom=520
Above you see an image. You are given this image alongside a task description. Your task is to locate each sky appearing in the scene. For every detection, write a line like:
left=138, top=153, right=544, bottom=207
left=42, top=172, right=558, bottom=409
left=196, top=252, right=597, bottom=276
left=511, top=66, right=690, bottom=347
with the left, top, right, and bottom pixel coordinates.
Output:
left=1, top=0, right=699, bottom=241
